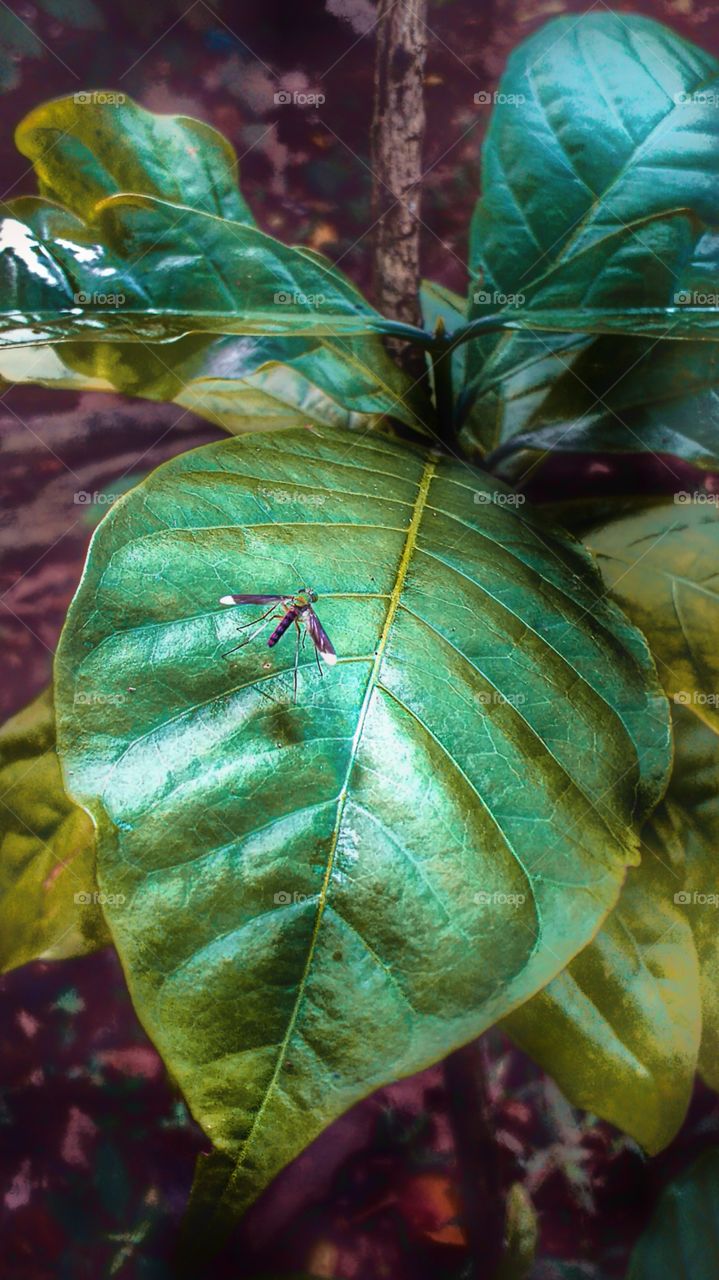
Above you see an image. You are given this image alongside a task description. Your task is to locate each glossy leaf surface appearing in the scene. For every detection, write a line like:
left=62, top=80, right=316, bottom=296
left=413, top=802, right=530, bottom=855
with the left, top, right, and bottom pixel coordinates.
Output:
left=462, top=13, right=719, bottom=466
left=54, top=427, right=669, bottom=1243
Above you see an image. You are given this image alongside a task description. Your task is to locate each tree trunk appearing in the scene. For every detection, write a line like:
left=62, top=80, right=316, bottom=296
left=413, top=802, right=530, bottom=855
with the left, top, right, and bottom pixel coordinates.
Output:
left=371, top=0, right=428, bottom=379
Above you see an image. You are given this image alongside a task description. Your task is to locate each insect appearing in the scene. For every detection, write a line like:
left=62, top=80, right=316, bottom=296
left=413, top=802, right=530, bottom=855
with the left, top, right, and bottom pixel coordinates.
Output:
left=219, top=588, right=337, bottom=701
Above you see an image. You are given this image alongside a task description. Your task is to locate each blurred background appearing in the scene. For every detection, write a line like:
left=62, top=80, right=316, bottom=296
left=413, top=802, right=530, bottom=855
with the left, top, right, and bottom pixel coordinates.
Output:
left=2, top=2, right=719, bottom=1277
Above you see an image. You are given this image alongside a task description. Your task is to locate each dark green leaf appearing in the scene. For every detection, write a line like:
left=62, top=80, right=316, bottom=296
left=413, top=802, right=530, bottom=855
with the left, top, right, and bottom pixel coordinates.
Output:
left=462, top=13, right=719, bottom=463
left=627, top=1148, right=719, bottom=1279
left=54, top=427, right=669, bottom=1249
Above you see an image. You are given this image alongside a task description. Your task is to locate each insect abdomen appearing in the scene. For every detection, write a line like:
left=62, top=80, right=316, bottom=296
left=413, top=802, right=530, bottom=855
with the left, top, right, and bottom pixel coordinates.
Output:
left=268, top=607, right=298, bottom=647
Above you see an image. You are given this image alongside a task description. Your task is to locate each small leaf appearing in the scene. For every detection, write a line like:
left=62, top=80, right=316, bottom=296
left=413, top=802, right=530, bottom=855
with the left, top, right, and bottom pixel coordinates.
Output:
left=494, top=1183, right=538, bottom=1280
left=627, top=1148, right=719, bottom=1279
left=54, top=427, right=669, bottom=1254
left=0, top=688, right=107, bottom=973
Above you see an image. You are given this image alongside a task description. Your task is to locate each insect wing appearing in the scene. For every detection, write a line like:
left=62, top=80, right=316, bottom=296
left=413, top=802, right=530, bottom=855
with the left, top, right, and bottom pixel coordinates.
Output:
left=219, top=593, right=286, bottom=606
left=306, top=607, right=337, bottom=665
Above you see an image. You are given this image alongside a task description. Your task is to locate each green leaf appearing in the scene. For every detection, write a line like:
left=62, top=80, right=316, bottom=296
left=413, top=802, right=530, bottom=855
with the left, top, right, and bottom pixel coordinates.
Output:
left=503, top=844, right=700, bottom=1153
left=494, top=1182, right=538, bottom=1280
left=0, top=197, right=431, bottom=433
left=627, top=1148, right=719, bottom=1279
left=461, top=12, right=719, bottom=462
left=0, top=194, right=386, bottom=343
left=16, top=92, right=254, bottom=224
left=54, top=427, right=669, bottom=1250
left=585, top=501, right=719, bottom=1097
left=0, top=688, right=108, bottom=973
left=0, top=331, right=429, bottom=436
left=489, top=386, right=719, bottom=485
left=644, top=706, right=719, bottom=1093
left=585, top=499, right=719, bottom=735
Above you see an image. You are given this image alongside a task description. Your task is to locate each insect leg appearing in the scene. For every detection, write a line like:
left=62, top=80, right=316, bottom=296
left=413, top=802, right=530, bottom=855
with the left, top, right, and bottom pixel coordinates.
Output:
left=292, top=619, right=302, bottom=703
left=232, top=603, right=280, bottom=632
left=223, top=612, right=283, bottom=659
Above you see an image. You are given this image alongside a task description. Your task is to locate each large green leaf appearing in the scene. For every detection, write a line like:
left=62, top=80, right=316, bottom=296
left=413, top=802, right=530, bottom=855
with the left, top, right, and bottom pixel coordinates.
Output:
left=503, top=844, right=700, bottom=1153
left=462, top=13, right=719, bottom=464
left=16, top=92, right=254, bottom=224
left=627, top=1148, right=719, bottom=1279
left=0, top=688, right=108, bottom=973
left=586, top=499, right=719, bottom=735
left=54, top=427, right=669, bottom=1246
left=0, top=199, right=430, bottom=432
left=0, top=194, right=387, bottom=343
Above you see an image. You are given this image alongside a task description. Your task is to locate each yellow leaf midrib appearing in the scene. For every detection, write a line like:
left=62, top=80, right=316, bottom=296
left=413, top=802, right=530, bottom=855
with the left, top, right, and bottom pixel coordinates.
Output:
left=217, top=452, right=436, bottom=1207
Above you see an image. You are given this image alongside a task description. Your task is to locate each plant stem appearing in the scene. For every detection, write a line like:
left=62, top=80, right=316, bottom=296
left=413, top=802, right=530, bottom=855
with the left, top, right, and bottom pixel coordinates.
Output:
left=371, top=0, right=429, bottom=381
left=443, top=1038, right=506, bottom=1279
left=431, top=319, right=455, bottom=448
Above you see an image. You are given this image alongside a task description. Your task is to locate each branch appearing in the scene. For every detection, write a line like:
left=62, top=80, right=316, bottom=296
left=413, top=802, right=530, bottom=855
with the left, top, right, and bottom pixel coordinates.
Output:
left=371, top=0, right=429, bottom=379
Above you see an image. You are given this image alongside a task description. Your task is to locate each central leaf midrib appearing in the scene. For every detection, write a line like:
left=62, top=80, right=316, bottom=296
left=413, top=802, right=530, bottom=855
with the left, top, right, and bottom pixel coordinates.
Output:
left=216, top=454, right=436, bottom=1203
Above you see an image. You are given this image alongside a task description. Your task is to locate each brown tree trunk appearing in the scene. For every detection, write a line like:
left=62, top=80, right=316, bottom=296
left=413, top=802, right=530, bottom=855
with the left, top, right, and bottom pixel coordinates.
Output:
left=371, top=0, right=428, bottom=380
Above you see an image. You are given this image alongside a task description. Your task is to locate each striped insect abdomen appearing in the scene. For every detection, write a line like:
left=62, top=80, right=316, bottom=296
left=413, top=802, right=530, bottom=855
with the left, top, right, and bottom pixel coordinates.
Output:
left=268, top=606, right=298, bottom=647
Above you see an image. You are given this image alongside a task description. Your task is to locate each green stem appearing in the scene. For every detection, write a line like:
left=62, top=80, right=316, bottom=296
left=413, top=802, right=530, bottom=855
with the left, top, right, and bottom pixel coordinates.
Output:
left=431, top=324, right=455, bottom=449
left=376, top=312, right=519, bottom=353
left=448, top=314, right=522, bottom=350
